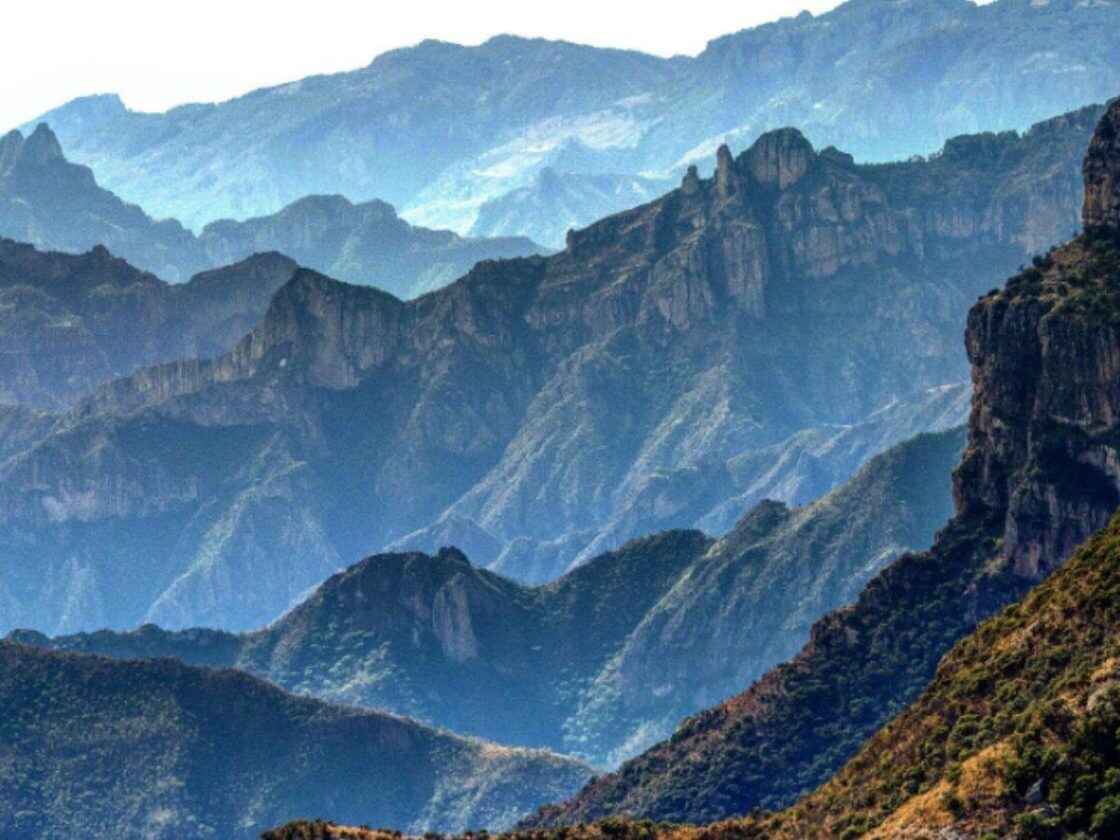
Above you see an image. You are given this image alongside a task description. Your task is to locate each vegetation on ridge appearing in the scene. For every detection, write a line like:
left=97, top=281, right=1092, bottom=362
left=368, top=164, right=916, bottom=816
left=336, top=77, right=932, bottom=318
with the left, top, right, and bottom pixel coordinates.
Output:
left=0, top=642, right=589, bottom=839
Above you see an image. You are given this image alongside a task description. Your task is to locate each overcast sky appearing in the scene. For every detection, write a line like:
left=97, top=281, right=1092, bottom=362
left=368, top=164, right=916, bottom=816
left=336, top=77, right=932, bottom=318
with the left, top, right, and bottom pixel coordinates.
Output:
left=0, top=0, right=856, bottom=130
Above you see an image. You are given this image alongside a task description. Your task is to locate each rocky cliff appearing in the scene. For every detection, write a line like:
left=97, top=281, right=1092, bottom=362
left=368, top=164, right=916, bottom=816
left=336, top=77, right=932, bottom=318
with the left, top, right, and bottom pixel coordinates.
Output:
left=0, top=109, right=1097, bottom=634
left=1083, top=98, right=1120, bottom=232
left=13, top=427, right=963, bottom=768
left=526, top=97, right=1120, bottom=829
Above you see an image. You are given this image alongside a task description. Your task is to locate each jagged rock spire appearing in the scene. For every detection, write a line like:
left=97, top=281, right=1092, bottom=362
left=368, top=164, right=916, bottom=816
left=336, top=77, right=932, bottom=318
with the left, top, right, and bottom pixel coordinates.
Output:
left=20, top=124, right=65, bottom=166
left=1083, top=98, right=1120, bottom=231
left=715, top=144, right=736, bottom=197
left=681, top=164, right=701, bottom=195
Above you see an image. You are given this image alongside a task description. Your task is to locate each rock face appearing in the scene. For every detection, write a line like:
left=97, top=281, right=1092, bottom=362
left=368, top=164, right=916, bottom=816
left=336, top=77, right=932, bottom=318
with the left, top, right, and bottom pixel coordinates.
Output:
left=0, top=642, right=589, bottom=839
left=28, top=0, right=1120, bottom=238
left=0, top=110, right=1098, bottom=634
left=525, top=98, right=1120, bottom=829
left=1083, top=97, right=1120, bottom=231
left=391, top=107, right=1096, bottom=582
left=0, top=125, right=543, bottom=293
left=0, top=239, right=297, bottom=409
left=13, top=426, right=963, bottom=768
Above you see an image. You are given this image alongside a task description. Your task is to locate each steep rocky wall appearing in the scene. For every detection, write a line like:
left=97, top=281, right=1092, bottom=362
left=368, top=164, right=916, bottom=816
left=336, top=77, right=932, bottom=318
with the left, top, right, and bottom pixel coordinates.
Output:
left=526, top=97, right=1120, bottom=830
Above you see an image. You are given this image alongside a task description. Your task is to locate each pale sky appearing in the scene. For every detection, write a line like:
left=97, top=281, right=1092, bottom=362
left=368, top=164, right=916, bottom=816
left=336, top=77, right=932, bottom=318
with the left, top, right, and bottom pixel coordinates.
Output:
left=0, top=0, right=853, bottom=131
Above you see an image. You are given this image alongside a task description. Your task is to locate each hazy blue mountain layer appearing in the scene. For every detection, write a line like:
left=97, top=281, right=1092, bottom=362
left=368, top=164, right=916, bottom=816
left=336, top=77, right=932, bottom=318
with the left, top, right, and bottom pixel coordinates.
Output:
left=0, top=239, right=296, bottom=409
left=0, top=109, right=1096, bottom=636
left=13, top=426, right=964, bottom=768
left=26, top=0, right=1120, bottom=239
left=469, top=169, right=673, bottom=250
left=0, top=124, right=543, bottom=293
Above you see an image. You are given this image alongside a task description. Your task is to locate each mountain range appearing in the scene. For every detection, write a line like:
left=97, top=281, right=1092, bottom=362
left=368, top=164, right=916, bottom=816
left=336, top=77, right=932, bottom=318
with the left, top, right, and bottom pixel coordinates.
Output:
left=525, top=95, right=1120, bottom=829
left=0, top=123, right=543, bottom=294
left=0, top=104, right=1099, bottom=639
left=26, top=0, right=1120, bottom=240
left=264, top=90, right=1120, bottom=840
left=10, top=425, right=963, bottom=768
left=6, top=8, right=1120, bottom=840
left=270, top=495, right=1120, bottom=837
left=0, top=240, right=297, bottom=409
left=469, top=169, right=673, bottom=250
left=0, top=641, right=588, bottom=839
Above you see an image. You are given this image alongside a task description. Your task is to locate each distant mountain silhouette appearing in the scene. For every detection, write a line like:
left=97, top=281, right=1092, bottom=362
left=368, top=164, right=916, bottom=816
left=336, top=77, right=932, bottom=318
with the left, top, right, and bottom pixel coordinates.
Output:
left=0, top=124, right=543, bottom=293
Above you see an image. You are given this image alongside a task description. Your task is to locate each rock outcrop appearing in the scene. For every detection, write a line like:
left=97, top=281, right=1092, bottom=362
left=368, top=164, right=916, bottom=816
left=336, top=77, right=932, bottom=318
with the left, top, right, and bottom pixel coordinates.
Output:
left=526, top=96, right=1120, bottom=829
left=1083, top=97, right=1120, bottom=231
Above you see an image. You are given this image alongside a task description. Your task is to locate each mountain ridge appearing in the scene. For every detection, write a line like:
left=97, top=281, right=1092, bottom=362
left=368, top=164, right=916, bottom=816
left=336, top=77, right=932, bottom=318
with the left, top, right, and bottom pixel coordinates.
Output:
left=0, top=107, right=1097, bottom=636
left=10, top=427, right=965, bottom=768
left=0, top=641, right=590, bottom=839
left=27, top=0, right=1120, bottom=238
left=0, top=123, right=544, bottom=294
left=258, top=506, right=1120, bottom=837
left=0, top=239, right=298, bottom=409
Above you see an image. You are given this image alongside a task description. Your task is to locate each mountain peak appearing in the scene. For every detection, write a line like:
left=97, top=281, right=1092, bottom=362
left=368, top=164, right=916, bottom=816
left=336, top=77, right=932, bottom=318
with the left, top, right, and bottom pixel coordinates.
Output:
left=21, top=123, right=64, bottom=165
left=744, top=127, right=816, bottom=189
left=436, top=546, right=472, bottom=567
left=1083, top=98, right=1120, bottom=231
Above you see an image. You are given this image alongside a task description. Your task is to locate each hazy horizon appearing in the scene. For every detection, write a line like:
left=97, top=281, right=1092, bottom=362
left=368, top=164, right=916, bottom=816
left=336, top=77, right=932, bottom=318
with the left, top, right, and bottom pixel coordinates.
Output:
left=2, top=0, right=853, bottom=131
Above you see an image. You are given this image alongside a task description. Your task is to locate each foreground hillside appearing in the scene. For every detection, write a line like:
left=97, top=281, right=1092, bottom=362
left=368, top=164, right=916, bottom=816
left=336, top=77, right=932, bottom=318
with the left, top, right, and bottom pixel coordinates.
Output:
left=0, top=643, right=588, bottom=839
left=274, top=510, right=1120, bottom=840
left=262, top=496, right=1120, bottom=840
left=0, top=125, right=542, bottom=294
left=0, top=107, right=1096, bottom=636
left=754, top=512, right=1120, bottom=838
left=525, top=97, right=1120, bottom=827
left=12, top=428, right=963, bottom=767
left=30, top=0, right=1120, bottom=237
